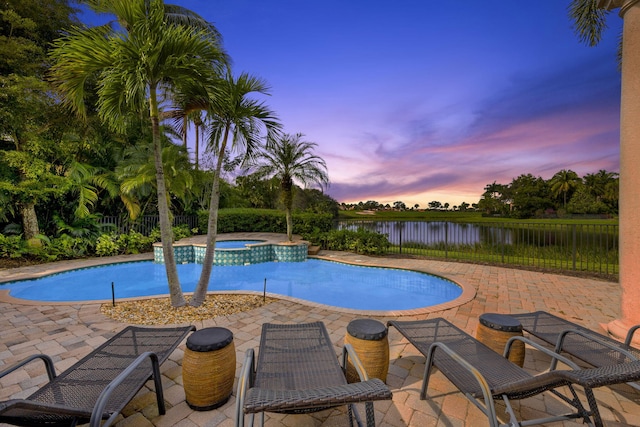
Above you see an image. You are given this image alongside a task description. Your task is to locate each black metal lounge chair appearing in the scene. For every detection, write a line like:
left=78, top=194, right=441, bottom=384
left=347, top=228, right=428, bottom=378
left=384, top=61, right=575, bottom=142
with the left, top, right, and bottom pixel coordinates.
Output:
left=0, top=325, right=195, bottom=427
left=235, top=322, right=392, bottom=427
left=388, top=318, right=640, bottom=427
left=511, top=310, right=640, bottom=388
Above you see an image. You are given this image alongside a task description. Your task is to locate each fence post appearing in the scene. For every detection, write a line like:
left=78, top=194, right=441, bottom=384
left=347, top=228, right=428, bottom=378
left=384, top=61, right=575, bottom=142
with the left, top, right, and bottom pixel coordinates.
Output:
left=398, top=223, right=403, bottom=254
left=501, top=223, right=505, bottom=264
left=444, top=221, right=448, bottom=259
left=572, top=224, right=577, bottom=271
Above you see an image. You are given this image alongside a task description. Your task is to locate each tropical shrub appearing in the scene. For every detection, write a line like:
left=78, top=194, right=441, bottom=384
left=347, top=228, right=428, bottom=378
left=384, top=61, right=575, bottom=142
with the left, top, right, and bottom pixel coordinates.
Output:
left=321, top=228, right=390, bottom=255
left=96, top=233, right=120, bottom=256
left=0, top=234, right=27, bottom=258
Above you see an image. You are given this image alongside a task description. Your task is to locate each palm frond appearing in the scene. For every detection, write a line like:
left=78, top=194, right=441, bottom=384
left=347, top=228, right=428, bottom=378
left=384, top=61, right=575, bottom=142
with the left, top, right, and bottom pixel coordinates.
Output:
left=569, top=0, right=610, bottom=47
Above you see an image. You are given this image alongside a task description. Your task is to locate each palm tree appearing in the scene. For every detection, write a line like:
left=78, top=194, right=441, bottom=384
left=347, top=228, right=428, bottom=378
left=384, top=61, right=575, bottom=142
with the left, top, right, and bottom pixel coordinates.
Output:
left=549, top=169, right=581, bottom=208
left=187, top=70, right=280, bottom=306
left=251, top=133, right=329, bottom=242
left=583, top=169, right=618, bottom=200
left=49, top=0, right=227, bottom=307
left=116, top=142, right=195, bottom=219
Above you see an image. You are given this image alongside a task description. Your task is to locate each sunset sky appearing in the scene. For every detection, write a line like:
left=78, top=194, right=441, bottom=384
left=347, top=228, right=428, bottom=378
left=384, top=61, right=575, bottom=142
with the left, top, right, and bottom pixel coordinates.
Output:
left=82, top=1, right=623, bottom=207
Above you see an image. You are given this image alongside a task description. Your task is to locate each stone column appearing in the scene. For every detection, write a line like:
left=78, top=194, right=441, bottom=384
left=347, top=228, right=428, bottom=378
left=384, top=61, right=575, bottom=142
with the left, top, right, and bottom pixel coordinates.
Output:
left=599, top=0, right=640, bottom=342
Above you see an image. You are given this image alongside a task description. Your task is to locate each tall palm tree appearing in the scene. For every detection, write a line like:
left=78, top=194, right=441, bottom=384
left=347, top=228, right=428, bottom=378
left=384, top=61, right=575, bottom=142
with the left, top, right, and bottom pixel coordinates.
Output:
left=251, top=133, right=329, bottom=242
left=189, top=70, right=280, bottom=307
left=49, top=0, right=227, bottom=307
left=550, top=169, right=581, bottom=208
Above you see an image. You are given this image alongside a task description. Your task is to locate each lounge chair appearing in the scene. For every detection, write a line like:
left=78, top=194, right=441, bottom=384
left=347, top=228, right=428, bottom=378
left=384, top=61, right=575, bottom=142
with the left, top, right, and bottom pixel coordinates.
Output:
left=235, top=322, right=392, bottom=427
left=388, top=318, right=640, bottom=427
left=511, top=310, right=640, bottom=388
left=0, top=325, right=195, bottom=427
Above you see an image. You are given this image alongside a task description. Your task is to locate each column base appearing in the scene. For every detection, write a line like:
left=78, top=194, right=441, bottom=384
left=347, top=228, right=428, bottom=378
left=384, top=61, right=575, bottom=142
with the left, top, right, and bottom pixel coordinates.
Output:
left=604, top=319, right=640, bottom=345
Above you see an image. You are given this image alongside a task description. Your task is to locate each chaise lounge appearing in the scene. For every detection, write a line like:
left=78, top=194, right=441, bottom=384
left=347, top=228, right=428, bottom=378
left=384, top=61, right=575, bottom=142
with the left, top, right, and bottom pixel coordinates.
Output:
left=511, top=310, right=640, bottom=388
left=0, top=325, right=195, bottom=427
left=235, top=321, right=392, bottom=427
left=388, top=318, right=640, bottom=427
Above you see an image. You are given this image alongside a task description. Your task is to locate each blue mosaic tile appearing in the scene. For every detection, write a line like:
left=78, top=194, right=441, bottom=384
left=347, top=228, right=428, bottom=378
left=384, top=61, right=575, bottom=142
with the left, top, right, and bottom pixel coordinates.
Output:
left=154, top=242, right=308, bottom=265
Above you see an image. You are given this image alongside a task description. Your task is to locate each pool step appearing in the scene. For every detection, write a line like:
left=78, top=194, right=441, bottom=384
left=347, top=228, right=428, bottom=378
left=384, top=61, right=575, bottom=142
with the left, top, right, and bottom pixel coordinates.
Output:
left=308, top=245, right=321, bottom=255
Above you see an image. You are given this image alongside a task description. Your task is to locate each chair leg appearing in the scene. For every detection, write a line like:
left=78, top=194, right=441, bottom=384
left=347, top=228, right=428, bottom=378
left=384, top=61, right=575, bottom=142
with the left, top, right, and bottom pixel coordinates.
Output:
left=583, top=388, right=603, bottom=427
left=365, top=401, right=376, bottom=427
left=348, top=403, right=354, bottom=427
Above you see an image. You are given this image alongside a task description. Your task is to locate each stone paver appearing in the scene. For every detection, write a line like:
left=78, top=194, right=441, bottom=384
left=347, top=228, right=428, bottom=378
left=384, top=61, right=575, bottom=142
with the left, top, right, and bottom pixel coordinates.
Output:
left=0, top=236, right=638, bottom=426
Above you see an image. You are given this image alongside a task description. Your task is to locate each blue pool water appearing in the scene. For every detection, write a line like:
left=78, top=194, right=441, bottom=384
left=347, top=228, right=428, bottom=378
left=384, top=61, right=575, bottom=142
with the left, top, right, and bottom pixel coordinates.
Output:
left=1, top=259, right=462, bottom=311
left=215, top=240, right=264, bottom=248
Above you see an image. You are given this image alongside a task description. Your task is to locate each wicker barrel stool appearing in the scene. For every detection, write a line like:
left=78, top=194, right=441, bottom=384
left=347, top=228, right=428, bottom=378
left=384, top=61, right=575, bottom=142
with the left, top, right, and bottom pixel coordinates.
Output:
left=344, top=319, right=389, bottom=383
left=476, top=313, right=525, bottom=367
left=182, top=327, right=235, bottom=410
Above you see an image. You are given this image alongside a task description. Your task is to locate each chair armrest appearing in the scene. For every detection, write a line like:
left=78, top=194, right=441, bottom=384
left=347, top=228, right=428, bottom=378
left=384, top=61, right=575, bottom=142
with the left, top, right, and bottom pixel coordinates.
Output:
left=89, top=351, right=163, bottom=427
left=554, top=328, right=638, bottom=369
left=342, top=343, right=370, bottom=381
left=422, top=341, right=496, bottom=417
left=504, top=335, right=581, bottom=370
left=235, top=348, right=255, bottom=427
left=0, top=354, right=56, bottom=382
left=624, top=325, right=640, bottom=347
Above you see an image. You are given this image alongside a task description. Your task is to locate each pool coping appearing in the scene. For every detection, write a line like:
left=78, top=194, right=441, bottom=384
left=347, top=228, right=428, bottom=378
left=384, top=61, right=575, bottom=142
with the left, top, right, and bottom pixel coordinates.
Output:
left=0, top=241, right=476, bottom=316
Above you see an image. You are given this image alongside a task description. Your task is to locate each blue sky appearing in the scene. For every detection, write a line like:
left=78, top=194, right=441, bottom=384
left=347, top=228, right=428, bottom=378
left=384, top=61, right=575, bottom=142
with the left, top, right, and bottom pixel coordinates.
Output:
left=81, top=1, right=623, bottom=207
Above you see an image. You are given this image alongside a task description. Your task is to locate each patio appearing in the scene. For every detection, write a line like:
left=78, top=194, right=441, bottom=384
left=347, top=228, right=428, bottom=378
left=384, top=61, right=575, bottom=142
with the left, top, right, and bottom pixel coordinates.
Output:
left=0, top=250, right=638, bottom=426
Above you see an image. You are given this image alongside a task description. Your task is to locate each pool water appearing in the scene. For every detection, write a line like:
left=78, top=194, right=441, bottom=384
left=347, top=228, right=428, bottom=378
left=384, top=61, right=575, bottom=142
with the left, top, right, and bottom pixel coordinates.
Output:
left=215, top=240, right=264, bottom=248
left=1, top=259, right=462, bottom=311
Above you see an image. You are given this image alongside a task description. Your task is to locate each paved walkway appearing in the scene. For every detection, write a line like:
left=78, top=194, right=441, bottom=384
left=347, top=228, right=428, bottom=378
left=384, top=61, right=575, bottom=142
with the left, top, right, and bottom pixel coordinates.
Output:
left=1, top=241, right=639, bottom=426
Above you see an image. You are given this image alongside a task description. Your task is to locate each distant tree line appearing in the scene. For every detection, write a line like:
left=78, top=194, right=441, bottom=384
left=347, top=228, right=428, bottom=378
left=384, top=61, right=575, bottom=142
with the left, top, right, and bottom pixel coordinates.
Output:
left=341, top=169, right=618, bottom=219
left=478, top=169, right=618, bottom=218
left=341, top=200, right=473, bottom=212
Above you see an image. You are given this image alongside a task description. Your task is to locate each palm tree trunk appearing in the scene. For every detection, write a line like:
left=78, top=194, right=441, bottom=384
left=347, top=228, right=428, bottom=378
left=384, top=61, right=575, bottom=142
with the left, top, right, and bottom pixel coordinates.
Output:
left=182, top=115, right=188, bottom=148
left=195, top=123, right=200, bottom=170
left=282, top=178, right=293, bottom=241
left=191, top=127, right=229, bottom=306
left=150, top=86, right=185, bottom=307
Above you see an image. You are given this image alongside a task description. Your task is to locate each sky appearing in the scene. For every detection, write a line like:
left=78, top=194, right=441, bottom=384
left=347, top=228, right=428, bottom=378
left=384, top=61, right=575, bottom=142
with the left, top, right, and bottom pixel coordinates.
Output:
left=81, top=1, right=623, bottom=208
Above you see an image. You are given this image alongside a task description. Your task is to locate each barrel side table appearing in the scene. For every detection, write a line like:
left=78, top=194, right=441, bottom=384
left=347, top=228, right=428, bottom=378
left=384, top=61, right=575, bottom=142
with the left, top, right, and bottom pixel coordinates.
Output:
left=182, top=327, right=235, bottom=410
left=476, top=313, right=525, bottom=367
left=344, top=319, right=389, bottom=383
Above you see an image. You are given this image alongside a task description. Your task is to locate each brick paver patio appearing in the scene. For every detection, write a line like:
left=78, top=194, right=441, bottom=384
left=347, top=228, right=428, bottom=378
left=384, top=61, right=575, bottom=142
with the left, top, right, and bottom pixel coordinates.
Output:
left=1, top=240, right=638, bottom=426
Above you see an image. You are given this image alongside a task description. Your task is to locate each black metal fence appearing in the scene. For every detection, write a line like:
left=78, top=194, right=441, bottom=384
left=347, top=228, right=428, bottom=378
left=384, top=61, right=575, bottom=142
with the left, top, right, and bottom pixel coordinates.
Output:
left=99, top=215, right=199, bottom=235
left=338, top=220, right=619, bottom=276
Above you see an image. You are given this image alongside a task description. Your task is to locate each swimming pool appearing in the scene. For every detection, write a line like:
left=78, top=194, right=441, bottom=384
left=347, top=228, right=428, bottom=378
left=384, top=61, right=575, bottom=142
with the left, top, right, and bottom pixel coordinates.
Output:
left=1, top=259, right=463, bottom=311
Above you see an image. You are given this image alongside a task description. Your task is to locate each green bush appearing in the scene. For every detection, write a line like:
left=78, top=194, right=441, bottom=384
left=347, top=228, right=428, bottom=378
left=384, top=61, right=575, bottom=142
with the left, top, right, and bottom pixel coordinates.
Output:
left=44, top=235, right=94, bottom=260
left=96, top=233, right=119, bottom=256
left=322, top=228, right=390, bottom=255
left=172, top=224, right=193, bottom=241
left=117, top=230, right=152, bottom=254
left=0, top=234, right=27, bottom=258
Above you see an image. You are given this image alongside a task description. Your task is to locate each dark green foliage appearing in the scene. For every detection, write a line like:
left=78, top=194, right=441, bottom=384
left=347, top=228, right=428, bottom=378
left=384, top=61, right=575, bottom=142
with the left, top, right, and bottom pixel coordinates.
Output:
left=0, top=233, right=26, bottom=258
left=197, top=208, right=333, bottom=236
left=319, top=228, right=390, bottom=255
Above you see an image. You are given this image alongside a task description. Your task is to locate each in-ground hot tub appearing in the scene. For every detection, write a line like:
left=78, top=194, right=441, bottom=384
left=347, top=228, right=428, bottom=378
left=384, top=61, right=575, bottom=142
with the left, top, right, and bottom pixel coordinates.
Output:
left=154, top=239, right=308, bottom=265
